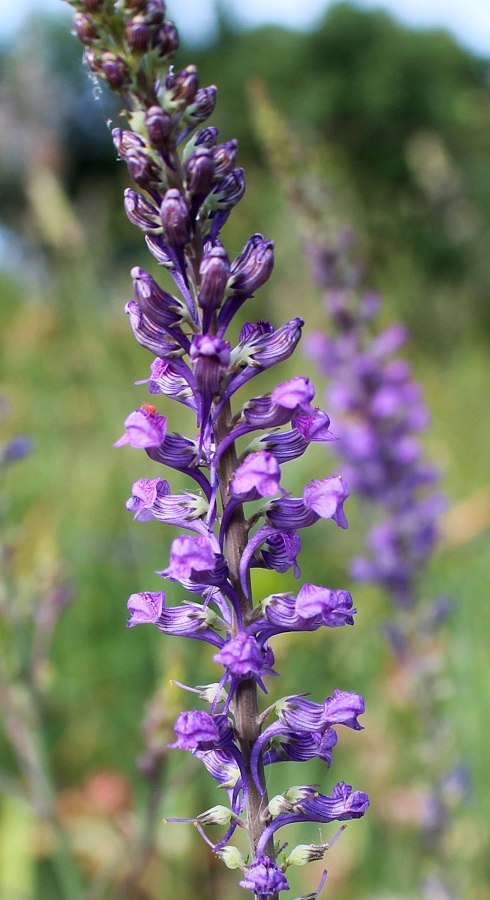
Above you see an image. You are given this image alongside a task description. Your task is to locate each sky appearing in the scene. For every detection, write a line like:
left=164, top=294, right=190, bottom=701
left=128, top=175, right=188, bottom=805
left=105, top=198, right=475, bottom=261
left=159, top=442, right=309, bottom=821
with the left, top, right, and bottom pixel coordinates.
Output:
left=2, top=0, right=490, bottom=57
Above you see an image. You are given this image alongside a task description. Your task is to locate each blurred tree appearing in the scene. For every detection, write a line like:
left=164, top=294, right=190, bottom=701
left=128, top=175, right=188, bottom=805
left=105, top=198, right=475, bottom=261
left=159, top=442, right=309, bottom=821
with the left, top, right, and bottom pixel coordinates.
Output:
left=1, top=3, right=490, bottom=339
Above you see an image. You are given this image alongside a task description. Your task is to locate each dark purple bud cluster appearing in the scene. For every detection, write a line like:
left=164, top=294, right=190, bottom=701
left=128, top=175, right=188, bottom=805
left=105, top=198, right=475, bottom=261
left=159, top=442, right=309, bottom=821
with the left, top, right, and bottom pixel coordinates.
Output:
left=68, top=4, right=368, bottom=895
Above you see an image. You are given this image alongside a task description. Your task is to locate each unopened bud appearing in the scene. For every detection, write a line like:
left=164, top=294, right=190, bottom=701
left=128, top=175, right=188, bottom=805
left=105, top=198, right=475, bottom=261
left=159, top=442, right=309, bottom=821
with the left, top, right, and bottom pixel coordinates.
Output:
left=213, top=139, right=239, bottom=179
left=73, top=12, right=100, bottom=43
left=152, top=20, right=179, bottom=57
left=227, top=234, right=274, bottom=295
left=160, top=189, right=190, bottom=247
left=124, top=188, right=161, bottom=231
left=185, top=147, right=215, bottom=196
left=183, top=86, right=217, bottom=124
left=125, top=14, right=152, bottom=51
left=145, top=105, right=173, bottom=150
left=83, top=0, right=106, bottom=10
left=205, top=167, right=245, bottom=212
left=165, top=65, right=199, bottom=106
left=101, top=51, right=131, bottom=90
left=198, top=245, right=229, bottom=312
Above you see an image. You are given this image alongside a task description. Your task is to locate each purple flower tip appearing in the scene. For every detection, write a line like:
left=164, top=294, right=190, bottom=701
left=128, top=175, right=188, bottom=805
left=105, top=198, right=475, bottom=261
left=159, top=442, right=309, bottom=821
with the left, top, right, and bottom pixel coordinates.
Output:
left=126, top=476, right=169, bottom=520
left=213, top=632, right=264, bottom=677
left=271, top=376, right=315, bottom=410
left=230, top=451, right=281, bottom=498
left=303, top=476, right=349, bottom=528
left=239, top=855, right=289, bottom=896
left=114, top=405, right=167, bottom=449
left=127, top=591, right=165, bottom=626
left=166, top=534, right=216, bottom=580
left=170, top=709, right=219, bottom=750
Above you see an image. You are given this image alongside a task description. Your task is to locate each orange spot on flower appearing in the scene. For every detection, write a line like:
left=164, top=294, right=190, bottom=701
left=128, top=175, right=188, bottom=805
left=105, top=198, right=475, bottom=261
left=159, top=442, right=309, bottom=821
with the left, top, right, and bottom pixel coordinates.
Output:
left=141, top=403, right=157, bottom=414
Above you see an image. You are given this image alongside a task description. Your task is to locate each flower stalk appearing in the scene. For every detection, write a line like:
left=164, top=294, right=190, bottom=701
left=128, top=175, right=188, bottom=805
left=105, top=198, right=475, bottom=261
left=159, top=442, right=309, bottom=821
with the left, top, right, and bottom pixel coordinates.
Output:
left=67, top=3, right=369, bottom=895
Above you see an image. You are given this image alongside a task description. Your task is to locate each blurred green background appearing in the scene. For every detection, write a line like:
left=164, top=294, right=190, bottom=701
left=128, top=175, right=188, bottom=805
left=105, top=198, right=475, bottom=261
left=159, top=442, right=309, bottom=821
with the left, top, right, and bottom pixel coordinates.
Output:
left=0, top=2, right=489, bottom=897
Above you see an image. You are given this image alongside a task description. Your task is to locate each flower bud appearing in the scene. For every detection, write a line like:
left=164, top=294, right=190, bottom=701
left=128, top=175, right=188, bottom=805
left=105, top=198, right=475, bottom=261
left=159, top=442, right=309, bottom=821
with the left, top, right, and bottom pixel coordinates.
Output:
left=152, top=20, right=179, bottom=57
left=213, top=139, right=239, bottom=179
left=142, top=0, right=166, bottom=24
left=119, top=0, right=147, bottom=10
left=113, top=131, right=164, bottom=188
left=190, top=334, right=231, bottom=400
left=227, top=234, right=274, bottom=295
left=185, top=147, right=215, bottom=196
left=145, top=105, right=173, bottom=150
left=165, top=65, right=199, bottom=106
left=73, top=12, right=100, bottom=43
left=131, top=267, right=185, bottom=328
left=125, top=14, right=152, bottom=52
left=124, top=188, right=161, bottom=232
left=206, top=168, right=245, bottom=212
left=160, top=189, right=190, bottom=247
left=198, top=245, right=230, bottom=313
left=83, top=47, right=103, bottom=75
left=101, top=51, right=131, bottom=90
left=182, top=86, right=218, bottom=124
left=193, top=127, right=219, bottom=149
left=83, top=0, right=105, bottom=10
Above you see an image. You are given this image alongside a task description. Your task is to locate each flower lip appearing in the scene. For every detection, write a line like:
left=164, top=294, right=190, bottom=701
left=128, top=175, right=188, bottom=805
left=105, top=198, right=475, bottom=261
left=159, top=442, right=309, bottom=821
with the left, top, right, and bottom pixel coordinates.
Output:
left=113, top=405, right=167, bottom=449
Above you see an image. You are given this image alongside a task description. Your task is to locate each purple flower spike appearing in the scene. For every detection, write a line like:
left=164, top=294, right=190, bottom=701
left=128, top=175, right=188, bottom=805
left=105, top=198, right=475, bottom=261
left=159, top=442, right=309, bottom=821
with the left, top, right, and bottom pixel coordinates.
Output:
left=230, top=451, right=281, bottom=500
left=113, top=405, right=167, bottom=449
left=71, top=5, right=368, bottom=890
left=239, top=855, right=289, bottom=897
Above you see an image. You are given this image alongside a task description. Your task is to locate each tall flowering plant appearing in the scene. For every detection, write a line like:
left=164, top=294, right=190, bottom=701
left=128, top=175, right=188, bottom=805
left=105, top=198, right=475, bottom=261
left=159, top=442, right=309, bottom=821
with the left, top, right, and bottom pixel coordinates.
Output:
left=306, top=249, right=465, bottom=897
left=67, top=1, right=369, bottom=896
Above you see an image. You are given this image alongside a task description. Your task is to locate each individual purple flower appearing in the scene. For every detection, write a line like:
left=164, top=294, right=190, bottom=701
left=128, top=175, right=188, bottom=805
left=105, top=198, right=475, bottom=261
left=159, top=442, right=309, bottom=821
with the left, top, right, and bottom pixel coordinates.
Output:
left=295, top=584, right=356, bottom=627
left=113, top=405, right=167, bottom=449
left=165, top=535, right=217, bottom=581
left=213, top=633, right=264, bottom=678
left=126, top=477, right=170, bottom=521
left=169, top=709, right=223, bottom=751
left=303, top=476, right=349, bottom=528
left=261, top=531, right=301, bottom=577
left=256, top=782, right=370, bottom=852
left=264, top=476, right=349, bottom=531
left=126, top=590, right=165, bottom=626
left=230, top=451, right=281, bottom=500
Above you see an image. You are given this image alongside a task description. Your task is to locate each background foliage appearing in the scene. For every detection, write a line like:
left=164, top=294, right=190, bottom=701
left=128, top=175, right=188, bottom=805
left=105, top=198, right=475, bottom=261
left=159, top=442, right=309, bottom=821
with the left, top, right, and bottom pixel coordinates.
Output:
left=0, top=2, right=488, bottom=897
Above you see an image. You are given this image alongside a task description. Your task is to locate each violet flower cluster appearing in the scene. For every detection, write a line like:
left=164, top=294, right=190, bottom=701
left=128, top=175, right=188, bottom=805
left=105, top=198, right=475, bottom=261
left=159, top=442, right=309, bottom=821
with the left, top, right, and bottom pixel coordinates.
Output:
left=306, top=234, right=466, bottom=898
left=306, top=238, right=443, bottom=613
left=68, top=2, right=369, bottom=896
